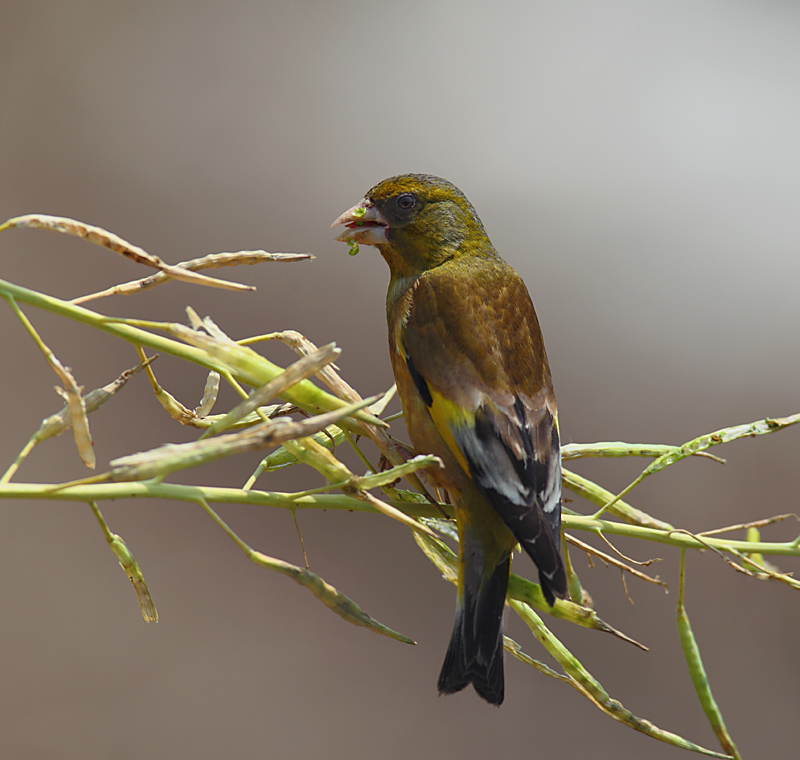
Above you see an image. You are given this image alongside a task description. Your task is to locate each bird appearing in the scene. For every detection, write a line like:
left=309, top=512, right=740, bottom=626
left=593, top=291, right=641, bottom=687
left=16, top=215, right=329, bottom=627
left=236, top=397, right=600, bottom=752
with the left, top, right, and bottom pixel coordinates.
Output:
left=332, top=174, right=567, bottom=705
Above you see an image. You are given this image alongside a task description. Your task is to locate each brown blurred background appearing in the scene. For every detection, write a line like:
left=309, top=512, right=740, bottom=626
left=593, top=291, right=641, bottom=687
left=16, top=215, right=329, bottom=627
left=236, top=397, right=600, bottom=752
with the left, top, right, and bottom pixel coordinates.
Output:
left=1, top=2, right=799, bottom=758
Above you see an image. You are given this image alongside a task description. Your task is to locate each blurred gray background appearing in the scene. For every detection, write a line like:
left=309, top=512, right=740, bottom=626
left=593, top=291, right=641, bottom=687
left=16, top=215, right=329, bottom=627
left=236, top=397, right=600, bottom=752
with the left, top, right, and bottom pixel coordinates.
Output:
left=1, top=2, right=799, bottom=758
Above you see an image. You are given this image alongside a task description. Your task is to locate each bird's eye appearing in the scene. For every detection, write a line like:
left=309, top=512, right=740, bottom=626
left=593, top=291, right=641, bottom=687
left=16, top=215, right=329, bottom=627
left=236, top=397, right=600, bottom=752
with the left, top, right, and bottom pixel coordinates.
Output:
left=396, top=193, right=416, bottom=210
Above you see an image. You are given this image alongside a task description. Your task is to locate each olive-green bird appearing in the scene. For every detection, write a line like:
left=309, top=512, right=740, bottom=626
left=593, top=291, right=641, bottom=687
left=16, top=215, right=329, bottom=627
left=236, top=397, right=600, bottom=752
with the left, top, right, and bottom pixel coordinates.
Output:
left=332, top=174, right=567, bottom=705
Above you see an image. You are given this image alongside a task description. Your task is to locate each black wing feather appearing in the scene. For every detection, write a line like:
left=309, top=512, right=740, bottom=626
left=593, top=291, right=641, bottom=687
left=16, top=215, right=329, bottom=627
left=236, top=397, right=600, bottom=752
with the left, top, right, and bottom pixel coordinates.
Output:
left=453, top=399, right=567, bottom=605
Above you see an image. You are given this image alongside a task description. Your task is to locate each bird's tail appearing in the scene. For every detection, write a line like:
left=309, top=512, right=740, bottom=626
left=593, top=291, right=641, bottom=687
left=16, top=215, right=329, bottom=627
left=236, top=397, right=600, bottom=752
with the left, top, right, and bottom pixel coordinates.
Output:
left=437, top=553, right=511, bottom=706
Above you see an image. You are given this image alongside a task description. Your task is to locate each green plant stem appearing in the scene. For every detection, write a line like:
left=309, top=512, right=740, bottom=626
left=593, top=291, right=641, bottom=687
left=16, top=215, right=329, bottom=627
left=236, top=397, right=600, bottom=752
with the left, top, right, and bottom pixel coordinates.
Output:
left=0, top=277, right=379, bottom=427
left=0, top=437, right=37, bottom=484
left=677, top=550, right=741, bottom=759
left=2, top=481, right=798, bottom=559
left=192, top=496, right=414, bottom=643
left=508, top=599, right=732, bottom=758
left=89, top=501, right=158, bottom=622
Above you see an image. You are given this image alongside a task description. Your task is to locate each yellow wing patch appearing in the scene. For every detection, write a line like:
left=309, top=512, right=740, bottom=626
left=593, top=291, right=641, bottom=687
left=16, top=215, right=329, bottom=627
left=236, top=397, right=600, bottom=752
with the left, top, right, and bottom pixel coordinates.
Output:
left=427, top=389, right=474, bottom=477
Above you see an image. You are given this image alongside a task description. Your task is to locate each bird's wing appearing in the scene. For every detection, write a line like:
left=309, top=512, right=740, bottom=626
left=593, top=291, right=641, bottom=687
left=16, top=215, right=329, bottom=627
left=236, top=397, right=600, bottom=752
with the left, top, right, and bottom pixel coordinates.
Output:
left=400, top=265, right=566, bottom=600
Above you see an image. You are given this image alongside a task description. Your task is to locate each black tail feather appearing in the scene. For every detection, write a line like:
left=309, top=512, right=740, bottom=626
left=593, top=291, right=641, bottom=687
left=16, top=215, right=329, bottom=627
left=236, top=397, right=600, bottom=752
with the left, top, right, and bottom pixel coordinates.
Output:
left=524, top=533, right=567, bottom=607
left=437, top=556, right=511, bottom=705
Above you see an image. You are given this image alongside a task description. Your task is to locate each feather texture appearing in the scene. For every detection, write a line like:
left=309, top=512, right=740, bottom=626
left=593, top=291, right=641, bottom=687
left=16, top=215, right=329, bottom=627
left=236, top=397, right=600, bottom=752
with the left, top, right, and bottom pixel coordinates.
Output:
left=334, top=174, right=567, bottom=704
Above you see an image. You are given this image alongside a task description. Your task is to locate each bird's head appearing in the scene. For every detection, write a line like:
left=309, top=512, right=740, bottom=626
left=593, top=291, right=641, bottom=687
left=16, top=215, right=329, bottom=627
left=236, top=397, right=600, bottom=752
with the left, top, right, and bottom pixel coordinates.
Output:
left=332, top=174, right=494, bottom=276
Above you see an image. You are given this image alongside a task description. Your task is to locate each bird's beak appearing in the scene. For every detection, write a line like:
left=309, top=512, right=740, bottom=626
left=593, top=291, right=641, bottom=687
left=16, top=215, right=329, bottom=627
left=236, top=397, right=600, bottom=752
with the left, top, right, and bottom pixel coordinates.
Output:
left=331, top=200, right=390, bottom=246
